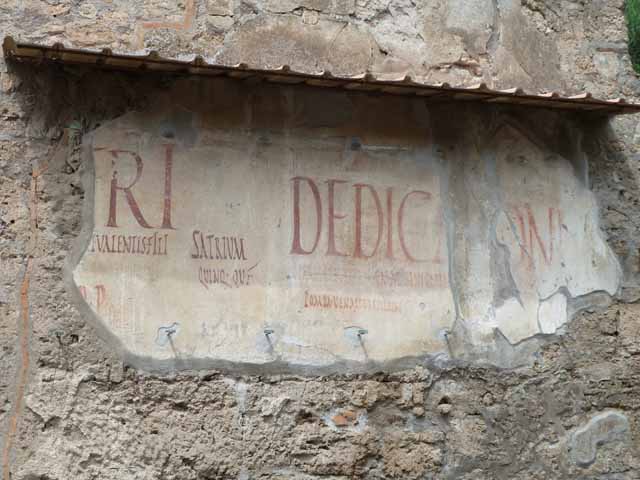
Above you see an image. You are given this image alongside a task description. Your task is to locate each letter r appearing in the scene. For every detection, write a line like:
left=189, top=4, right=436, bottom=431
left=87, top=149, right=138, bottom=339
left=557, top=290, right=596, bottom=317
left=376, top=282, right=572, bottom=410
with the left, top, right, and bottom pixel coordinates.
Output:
left=107, top=150, right=152, bottom=228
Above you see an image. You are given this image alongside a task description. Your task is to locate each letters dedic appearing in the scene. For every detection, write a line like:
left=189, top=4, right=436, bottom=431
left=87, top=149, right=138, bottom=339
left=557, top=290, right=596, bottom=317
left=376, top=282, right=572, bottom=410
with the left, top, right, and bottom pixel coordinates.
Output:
left=290, top=176, right=438, bottom=263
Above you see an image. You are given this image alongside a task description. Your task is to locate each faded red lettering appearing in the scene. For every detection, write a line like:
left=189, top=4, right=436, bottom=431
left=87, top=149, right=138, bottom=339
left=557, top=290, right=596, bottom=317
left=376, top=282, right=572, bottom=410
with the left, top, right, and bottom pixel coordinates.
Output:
left=161, top=144, right=175, bottom=229
left=353, top=184, right=383, bottom=259
left=289, top=176, right=439, bottom=263
left=107, top=150, right=151, bottom=228
left=527, top=206, right=549, bottom=264
left=398, top=190, right=431, bottom=262
left=326, top=179, right=348, bottom=256
left=95, top=284, right=106, bottom=312
left=385, top=187, right=394, bottom=259
left=106, top=146, right=175, bottom=229
left=513, top=205, right=563, bottom=268
left=290, top=176, right=322, bottom=255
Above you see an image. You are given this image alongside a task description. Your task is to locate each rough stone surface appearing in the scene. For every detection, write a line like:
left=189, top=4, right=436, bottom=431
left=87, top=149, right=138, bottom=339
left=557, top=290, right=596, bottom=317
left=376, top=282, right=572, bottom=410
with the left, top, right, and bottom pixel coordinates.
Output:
left=445, top=0, right=495, bottom=55
left=0, top=1, right=640, bottom=479
left=569, top=410, right=630, bottom=467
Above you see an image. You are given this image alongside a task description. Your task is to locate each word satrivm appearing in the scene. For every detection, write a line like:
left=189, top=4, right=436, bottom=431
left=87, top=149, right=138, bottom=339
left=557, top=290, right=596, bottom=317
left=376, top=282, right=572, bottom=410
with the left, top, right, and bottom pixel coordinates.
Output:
left=191, top=231, right=248, bottom=261
left=290, top=176, right=438, bottom=262
left=89, top=232, right=169, bottom=255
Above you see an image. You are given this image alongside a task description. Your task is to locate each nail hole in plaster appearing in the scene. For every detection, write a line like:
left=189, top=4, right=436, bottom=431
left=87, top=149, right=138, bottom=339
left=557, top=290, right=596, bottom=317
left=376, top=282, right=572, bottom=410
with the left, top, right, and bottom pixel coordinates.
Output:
left=156, top=322, right=179, bottom=346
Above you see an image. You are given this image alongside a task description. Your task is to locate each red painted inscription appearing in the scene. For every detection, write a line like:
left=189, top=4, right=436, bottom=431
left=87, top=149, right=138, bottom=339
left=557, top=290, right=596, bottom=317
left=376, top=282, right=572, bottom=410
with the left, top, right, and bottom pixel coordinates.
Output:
left=511, top=205, right=563, bottom=269
left=100, top=144, right=175, bottom=229
left=290, top=176, right=438, bottom=262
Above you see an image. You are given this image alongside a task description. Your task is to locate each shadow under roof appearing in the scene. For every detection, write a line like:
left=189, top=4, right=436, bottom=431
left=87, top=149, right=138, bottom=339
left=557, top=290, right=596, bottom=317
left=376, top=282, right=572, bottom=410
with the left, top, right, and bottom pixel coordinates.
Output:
left=3, top=36, right=640, bottom=116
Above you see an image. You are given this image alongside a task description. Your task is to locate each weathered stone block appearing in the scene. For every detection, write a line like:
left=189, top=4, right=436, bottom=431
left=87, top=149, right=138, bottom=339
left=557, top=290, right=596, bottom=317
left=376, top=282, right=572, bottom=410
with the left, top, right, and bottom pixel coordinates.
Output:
left=216, top=15, right=374, bottom=74
left=569, top=411, right=630, bottom=467
left=445, top=0, right=495, bottom=54
left=264, top=0, right=355, bottom=15
left=593, top=51, right=621, bottom=81
left=207, top=0, right=235, bottom=16
left=618, top=303, right=640, bottom=355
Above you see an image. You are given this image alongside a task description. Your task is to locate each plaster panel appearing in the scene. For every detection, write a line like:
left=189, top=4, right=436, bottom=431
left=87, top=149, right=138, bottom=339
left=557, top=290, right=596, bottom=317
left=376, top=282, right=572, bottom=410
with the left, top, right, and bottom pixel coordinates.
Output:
left=70, top=88, right=620, bottom=368
left=73, top=105, right=453, bottom=366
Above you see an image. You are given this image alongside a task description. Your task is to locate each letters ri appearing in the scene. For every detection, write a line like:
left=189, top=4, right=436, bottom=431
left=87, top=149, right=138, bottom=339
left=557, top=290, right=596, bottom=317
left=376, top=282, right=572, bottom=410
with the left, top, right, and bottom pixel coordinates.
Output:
left=74, top=120, right=453, bottom=365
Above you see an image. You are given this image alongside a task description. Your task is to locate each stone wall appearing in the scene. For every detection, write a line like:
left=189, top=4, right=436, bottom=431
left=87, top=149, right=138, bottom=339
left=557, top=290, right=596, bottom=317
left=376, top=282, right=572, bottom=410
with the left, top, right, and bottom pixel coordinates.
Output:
left=1, top=1, right=640, bottom=479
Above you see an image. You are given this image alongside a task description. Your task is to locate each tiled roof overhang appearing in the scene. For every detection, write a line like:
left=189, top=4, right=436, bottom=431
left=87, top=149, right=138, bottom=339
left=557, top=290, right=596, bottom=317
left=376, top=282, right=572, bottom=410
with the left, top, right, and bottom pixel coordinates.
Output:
left=4, top=36, right=640, bottom=116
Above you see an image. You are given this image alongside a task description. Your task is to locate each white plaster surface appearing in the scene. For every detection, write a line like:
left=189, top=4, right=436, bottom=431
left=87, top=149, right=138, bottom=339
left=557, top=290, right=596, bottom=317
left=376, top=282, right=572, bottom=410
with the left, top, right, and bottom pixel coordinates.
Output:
left=72, top=103, right=620, bottom=366
left=74, top=109, right=453, bottom=365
